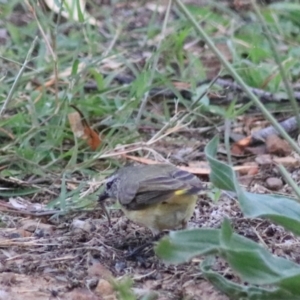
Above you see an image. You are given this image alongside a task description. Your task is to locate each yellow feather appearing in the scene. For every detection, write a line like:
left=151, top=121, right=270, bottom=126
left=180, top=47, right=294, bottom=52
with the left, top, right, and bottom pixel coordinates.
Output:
left=122, top=194, right=197, bottom=235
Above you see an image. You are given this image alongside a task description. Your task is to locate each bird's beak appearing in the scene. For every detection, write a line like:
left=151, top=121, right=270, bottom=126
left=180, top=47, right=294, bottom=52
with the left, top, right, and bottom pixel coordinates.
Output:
left=98, top=191, right=109, bottom=202
left=98, top=191, right=112, bottom=227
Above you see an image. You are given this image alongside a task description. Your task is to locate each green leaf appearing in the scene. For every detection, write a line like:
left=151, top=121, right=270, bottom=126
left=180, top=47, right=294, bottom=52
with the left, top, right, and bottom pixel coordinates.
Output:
left=205, top=136, right=300, bottom=236
left=205, top=135, right=237, bottom=191
left=75, top=0, right=85, bottom=22
left=0, top=188, right=40, bottom=197
left=89, top=68, right=105, bottom=90
left=220, top=218, right=232, bottom=248
left=155, top=229, right=220, bottom=263
left=241, top=192, right=300, bottom=236
left=270, top=3, right=300, bottom=12
left=130, top=70, right=151, bottom=99
left=71, top=59, right=79, bottom=76
left=156, top=221, right=300, bottom=286
left=201, top=258, right=300, bottom=300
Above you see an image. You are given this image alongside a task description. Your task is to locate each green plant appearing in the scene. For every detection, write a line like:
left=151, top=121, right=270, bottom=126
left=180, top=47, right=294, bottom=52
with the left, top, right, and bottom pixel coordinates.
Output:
left=155, top=136, right=300, bottom=299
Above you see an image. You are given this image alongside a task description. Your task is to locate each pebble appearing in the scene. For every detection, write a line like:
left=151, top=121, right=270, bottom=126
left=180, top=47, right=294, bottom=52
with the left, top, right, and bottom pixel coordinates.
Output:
left=265, top=177, right=283, bottom=190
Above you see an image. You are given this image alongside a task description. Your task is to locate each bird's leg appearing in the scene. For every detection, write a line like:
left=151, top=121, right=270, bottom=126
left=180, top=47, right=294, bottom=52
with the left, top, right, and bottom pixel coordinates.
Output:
left=125, top=231, right=164, bottom=259
left=181, top=220, right=188, bottom=230
left=125, top=241, right=153, bottom=259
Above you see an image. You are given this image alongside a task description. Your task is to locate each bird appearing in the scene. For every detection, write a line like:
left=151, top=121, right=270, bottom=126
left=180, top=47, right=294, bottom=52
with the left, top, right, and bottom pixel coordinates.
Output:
left=98, top=164, right=203, bottom=235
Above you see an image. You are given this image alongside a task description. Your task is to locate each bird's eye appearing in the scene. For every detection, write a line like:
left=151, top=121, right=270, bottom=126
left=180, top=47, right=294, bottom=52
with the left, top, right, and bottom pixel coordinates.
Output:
left=106, top=180, right=113, bottom=189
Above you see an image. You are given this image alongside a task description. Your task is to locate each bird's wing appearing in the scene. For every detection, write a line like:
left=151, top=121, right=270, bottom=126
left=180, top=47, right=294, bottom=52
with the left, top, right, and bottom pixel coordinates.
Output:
left=126, top=190, right=177, bottom=210
left=119, top=168, right=202, bottom=210
left=139, top=168, right=202, bottom=192
left=117, top=179, right=139, bottom=205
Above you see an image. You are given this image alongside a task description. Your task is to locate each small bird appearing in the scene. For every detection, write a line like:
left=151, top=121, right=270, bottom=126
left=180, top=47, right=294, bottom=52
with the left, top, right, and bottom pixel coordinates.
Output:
left=98, top=164, right=203, bottom=235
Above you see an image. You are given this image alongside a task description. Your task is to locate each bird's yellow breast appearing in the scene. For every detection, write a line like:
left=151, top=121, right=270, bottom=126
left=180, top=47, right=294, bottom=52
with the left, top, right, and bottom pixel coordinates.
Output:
left=121, top=194, right=197, bottom=235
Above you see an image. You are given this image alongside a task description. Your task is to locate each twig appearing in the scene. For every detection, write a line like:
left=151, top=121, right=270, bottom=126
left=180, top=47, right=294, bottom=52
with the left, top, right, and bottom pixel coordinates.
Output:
left=251, top=114, right=299, bottom=141
left=213, top=78, right=300, bottom=102
left=86, top=74, right=300, bottom=104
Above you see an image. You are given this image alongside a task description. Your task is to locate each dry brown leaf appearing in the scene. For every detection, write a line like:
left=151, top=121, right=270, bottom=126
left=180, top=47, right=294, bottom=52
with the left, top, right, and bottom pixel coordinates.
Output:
left=19, top=220, right=54, bottom=235
left=274, top=156, right=300, bottom=167
left=266, top=134, right=292, bottom=156
left=68, top=112, right=85, bottom=139
left=35, top=77, right=61, bottom=91
left=238, top=162, right=259, bottom=176
left=235, top=136, right=252, bottom=147
left=95, top=279, right=116, bottom=299
left=68, top=105, right=101, bottom=150
left=178, top=165, right=210, bottom=175
left=88, top=261, right=113, bottom=279
left=9, top=198, right=46, bottom=211
left=231, top=143, right=245, bottom=156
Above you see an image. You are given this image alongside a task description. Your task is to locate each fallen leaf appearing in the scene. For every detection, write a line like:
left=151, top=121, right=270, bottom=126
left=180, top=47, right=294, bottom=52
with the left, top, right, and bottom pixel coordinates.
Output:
left=69, top=105, right=101, bottom=150
left=19, top=220, right=54, bottom=235
left=71, top=219, right=96, bottom=233
left=234, top=136, right=252, bottom=147
left=238, top=162, right=259, bottom=176
left=68, top=112, right=85, bottom=139
left=88, top=260, right=113, bottom=279
left=231, top=143, right=245, bottom=156
left=178, top=165, right=210, bottom=175
left=274, top=156, right=300, bottom=167
left=265, top=134, right=291, bottom=156
left=95, top=279, right=116, bottom=299
left=9, top=197, right=45, bottom=211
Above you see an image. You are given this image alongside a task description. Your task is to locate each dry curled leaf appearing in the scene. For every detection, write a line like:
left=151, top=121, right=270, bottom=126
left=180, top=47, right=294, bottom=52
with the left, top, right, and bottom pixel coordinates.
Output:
left=265, top=134, right=291, bottom=156
left=68, top=105, right=101, bottom=150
